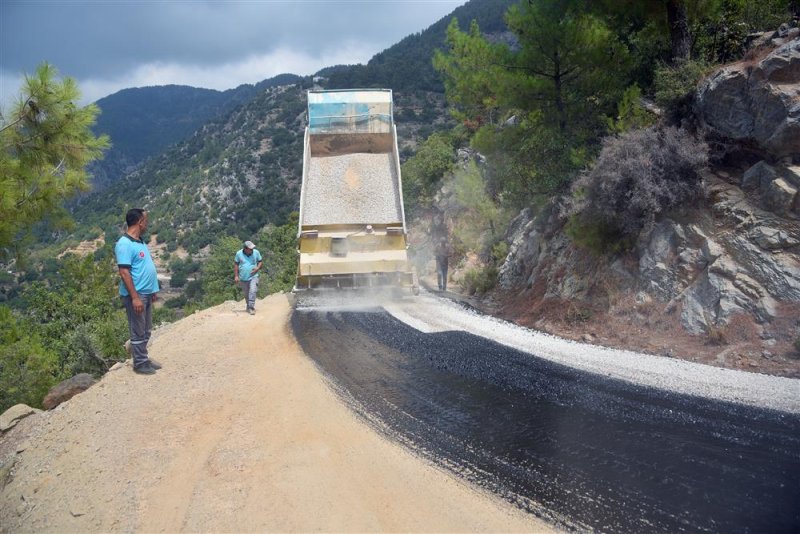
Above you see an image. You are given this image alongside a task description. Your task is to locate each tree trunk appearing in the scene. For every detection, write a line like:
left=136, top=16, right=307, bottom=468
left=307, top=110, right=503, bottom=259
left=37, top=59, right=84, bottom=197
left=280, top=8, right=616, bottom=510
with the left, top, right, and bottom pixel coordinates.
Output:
left=553, top=51, right=566, bottom=134
left=666, top=0, right=691, bottom=62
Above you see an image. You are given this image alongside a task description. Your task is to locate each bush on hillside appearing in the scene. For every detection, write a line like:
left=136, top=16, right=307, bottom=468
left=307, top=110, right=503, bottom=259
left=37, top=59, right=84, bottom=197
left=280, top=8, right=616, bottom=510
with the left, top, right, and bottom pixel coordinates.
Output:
left=653, top=60, right=710, bottom=122
left=170, top=272, right=188, bottom=288
left=450, top=161, right=513, bottom=255
left=0, top=306, right=58, bottom=412
left=255, top=213, right=299, bottom=295
left=460, top=264, right=498, bottom=296
left=568, top=127, right=708, bottom=240
left=201, top=236, right=243, bottom=307
left=401, top=133, right=456, bottom=215
left=606, top=85, right=656, bottom=134
left=15, top=252, right=134, bottom=386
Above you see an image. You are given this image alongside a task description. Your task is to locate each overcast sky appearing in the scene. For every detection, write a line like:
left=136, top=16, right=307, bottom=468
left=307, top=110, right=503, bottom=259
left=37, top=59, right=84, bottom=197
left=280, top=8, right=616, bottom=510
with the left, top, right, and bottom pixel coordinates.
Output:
left=0, top=0, right=462, bottom=108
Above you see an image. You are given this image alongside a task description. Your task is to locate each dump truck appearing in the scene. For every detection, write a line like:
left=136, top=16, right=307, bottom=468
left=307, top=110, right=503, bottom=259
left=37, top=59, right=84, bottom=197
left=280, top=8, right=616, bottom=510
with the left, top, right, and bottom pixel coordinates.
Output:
left=294, top=89, right=419, bottom=297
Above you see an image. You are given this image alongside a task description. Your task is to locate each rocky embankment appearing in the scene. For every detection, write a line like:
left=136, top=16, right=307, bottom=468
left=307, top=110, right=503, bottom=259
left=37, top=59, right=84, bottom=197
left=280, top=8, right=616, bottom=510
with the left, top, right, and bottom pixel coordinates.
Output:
left=488, top=35, right=800, bottom=376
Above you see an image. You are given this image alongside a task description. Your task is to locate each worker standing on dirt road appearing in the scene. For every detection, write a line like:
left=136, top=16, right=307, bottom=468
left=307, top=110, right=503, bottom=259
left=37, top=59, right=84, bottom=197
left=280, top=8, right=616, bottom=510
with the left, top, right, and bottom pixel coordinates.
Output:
left=234, top=240, right=263, bottom=315
left=435, top=236, right=450, bottom=292
left=115, top=208, right=162, bottom=375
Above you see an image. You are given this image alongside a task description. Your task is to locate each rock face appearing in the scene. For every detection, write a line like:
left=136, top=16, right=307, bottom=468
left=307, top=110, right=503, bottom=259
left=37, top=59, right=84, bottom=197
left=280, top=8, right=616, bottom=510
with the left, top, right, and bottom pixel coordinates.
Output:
left=739, top=160, right=800, bottom=216
left=697, top=38, right=800, bottom=158
left=42, top=373, right=96, bottom=410
left=0, top=404, right=41, bottom=432
left=498, top=175, right=800, bottom=336
left=742, top=161, right=778, bottom=191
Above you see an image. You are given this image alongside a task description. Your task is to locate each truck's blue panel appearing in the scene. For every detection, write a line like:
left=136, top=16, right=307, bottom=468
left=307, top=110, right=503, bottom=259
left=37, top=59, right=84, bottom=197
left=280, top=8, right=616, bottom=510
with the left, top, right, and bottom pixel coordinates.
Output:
left=307, top=90, right=393, bottom=134
left=309, top=102, right=370, bottom=131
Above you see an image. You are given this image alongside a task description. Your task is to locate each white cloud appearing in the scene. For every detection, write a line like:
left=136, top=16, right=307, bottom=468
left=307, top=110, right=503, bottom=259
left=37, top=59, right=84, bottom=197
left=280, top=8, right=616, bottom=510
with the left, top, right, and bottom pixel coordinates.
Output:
left=2, top=40, right=374, bottom=109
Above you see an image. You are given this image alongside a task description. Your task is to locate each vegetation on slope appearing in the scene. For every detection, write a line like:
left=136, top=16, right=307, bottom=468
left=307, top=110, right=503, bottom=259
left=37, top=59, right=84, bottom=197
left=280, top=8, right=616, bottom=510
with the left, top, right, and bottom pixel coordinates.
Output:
left=326, top=0, right=515, bottom=92
left=403, top=0, right=795, bottom=290
left=88, top=74, right=302, bottom=190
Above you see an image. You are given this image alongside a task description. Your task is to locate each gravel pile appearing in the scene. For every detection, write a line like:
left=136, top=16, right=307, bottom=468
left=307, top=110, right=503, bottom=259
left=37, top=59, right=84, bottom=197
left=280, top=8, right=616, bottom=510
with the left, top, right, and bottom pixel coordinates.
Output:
left=384, top=293, right=800, bottom=414
left=302, top=152, right=402, bottom=226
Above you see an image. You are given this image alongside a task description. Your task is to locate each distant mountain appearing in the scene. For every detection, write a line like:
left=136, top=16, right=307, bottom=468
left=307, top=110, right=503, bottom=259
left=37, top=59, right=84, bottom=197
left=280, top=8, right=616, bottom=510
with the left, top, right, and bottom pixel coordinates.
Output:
left=74, top=81, right=312, bottom=251
left=325, top=0, right=516, bottom=92
left=88, top=73, right=301, bottom=190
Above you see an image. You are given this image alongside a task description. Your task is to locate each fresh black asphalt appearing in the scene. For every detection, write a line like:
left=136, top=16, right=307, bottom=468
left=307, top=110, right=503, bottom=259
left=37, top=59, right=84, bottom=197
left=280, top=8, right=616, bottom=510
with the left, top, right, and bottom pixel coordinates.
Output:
left=291, top=308, right=800, bottom=533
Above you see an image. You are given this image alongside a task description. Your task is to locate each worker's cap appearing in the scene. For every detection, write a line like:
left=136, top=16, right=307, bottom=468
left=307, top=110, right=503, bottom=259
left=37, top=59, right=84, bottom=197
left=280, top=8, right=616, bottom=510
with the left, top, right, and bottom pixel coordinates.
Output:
left=243, top=240, right=256, bottom=250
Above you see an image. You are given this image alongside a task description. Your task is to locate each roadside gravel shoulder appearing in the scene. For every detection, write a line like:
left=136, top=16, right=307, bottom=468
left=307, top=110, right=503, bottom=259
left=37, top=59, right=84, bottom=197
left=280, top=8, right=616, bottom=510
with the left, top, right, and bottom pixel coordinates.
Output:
left=385, top=292, right=800, bottom=414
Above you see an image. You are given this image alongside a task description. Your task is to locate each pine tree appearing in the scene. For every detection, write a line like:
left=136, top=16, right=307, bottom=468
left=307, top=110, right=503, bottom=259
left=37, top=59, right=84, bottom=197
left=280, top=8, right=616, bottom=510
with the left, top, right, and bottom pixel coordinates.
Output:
left=433, top=19, right=506, bottom=128
left=0, top=63, right=110, bottom=257
left=502, top=0, right=631, bottom=137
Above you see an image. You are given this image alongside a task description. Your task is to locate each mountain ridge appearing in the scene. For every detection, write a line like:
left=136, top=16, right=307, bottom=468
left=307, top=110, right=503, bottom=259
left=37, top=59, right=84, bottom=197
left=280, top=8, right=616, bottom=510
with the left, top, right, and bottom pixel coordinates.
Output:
left=88, top=74, right=302, bottom=190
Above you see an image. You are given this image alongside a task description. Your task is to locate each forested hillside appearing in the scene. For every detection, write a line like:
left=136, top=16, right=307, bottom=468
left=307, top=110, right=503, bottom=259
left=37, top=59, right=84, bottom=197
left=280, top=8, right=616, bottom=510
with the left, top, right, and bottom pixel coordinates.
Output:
left=88, top=74, right=301, bottom=190
left=86, top=0, right=513, bottom=194
left=75, top=82, right=309, bottom=252
left=326, top=0, right=514, bottom=91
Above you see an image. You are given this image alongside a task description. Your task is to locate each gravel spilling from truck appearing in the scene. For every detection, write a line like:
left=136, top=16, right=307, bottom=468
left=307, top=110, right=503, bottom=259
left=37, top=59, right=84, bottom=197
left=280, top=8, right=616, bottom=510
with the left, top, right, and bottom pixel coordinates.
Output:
left=303, top=152, right=402, bottom=226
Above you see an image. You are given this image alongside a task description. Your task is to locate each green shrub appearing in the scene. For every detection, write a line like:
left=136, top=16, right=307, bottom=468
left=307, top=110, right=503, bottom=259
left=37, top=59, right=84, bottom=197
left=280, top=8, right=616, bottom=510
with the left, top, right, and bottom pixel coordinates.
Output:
left=491, top=241, right=508, bottom=264
left=153, top=306, right=177, bottom=325
left=21, top=253, right=121, bottom=374
left=460, top=265, right=498, bottom=296
left=201, top=235, right=243, bottom=306
left=165, top=295, right=188, bottom=309
left=401, top=133, right=455, bottom=215
left=451, top=162, right=512, bottom=254
left=567, top=127, right=708, bottom=239
left=0, top=306, right=59, bottom=411
left=170, top=272, right=187, bottom=288
left=606, top=85, right=655, bottom=134
left=565, top=216, right=631, bottom=255
left=255, top=213, right=299, bottom=295
left=184, top=280, right=203, bottom=299
left=63, top=325, right=108, bottom=377
left=654, top=60, right=710, bottom=122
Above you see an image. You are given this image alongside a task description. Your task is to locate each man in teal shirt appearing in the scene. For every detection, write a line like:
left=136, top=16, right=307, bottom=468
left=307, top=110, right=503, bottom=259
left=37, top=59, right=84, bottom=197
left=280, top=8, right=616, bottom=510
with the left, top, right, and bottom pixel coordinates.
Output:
left=234, top=240, right=263, bottom=315
left=115, top=208, right=161, bottom=375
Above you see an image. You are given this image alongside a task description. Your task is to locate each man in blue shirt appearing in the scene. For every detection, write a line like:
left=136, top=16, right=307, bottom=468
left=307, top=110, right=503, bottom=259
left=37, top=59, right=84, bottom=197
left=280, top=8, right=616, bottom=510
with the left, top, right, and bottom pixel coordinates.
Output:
left=115, top=208, right=161, bottom=375
left=234, top=240, right=263, bottom=315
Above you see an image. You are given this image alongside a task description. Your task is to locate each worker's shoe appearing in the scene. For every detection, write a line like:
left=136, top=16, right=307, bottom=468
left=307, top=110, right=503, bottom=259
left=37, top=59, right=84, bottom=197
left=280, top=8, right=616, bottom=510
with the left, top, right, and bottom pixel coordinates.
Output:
left=248, top=309, right=256, bottom=316
left=148, top=359, right=162, bottom=370
left=133, top=364, right=157, bottom=375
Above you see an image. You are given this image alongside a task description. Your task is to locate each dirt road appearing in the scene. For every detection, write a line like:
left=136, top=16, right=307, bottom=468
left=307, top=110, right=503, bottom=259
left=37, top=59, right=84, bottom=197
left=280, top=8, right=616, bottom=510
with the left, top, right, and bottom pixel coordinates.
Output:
left=0, top=294, right=547, bottom=532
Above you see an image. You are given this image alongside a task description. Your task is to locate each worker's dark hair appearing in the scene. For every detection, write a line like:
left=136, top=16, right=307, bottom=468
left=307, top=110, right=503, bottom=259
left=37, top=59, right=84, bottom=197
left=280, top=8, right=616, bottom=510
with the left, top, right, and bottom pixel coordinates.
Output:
left=126, top=208, right=145, bottom=227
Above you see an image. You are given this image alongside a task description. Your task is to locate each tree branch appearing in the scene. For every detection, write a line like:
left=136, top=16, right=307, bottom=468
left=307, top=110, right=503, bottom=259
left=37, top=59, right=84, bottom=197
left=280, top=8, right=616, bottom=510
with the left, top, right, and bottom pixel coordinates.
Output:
left=0, top=97, right=34, bottom=134
left=490, top=61, right=555, bottom=79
